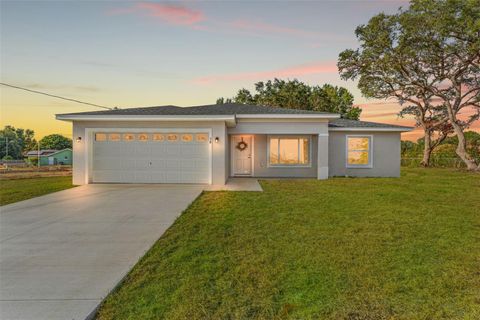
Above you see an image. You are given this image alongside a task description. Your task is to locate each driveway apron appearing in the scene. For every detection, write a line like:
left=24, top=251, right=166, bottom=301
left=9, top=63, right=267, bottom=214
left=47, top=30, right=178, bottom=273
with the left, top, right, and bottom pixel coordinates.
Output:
left=0, top=184, right=203, bottom=320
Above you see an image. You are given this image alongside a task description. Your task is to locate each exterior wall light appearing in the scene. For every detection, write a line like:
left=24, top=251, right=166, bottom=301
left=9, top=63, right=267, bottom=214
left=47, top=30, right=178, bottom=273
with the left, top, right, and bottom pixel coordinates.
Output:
left=215, top=137, right=219, bottom=143
left=76, top=137, right=82, bottom=143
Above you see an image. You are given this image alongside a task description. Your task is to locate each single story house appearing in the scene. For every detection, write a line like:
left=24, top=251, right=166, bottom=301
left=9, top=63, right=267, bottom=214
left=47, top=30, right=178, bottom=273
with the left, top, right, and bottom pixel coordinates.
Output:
left=26, top=149, right=72, bottom=166
left=56, top=103, right=412, bottom=185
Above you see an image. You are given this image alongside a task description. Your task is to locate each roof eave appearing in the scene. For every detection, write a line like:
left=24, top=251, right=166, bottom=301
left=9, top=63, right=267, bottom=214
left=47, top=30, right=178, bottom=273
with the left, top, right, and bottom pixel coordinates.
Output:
left=328, top=127, right=413, bottom=132
left=236, top=113, right=340, bottom=119
left=55, top=114, right=237, bottom=126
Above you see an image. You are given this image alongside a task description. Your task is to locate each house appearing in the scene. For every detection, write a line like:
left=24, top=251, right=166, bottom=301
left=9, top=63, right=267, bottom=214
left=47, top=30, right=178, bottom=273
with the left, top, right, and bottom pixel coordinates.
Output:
left=26, top=149, right=72, bottom=166
left=56, top=103, right=412, bottom=185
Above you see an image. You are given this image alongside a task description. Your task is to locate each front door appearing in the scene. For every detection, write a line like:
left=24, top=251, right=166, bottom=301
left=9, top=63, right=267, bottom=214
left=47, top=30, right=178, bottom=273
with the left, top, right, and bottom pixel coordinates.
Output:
left=232, top=135, right=253, bottom=176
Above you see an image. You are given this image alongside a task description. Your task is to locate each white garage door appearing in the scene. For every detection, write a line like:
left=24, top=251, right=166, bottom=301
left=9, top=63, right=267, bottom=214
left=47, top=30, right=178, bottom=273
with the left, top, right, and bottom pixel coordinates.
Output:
left=92, top=131, right=210, bottom=183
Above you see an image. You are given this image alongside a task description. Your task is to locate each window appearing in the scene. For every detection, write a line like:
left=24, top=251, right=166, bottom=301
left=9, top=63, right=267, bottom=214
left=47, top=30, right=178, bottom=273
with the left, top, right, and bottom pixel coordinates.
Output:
left=123, top=133, right=135, bottom=141
left=268, top=136, right=310, bottom=166
left=108, top=133, right=121, bottom=141
left=137, top=133, right=150, bottom=141
left=181, top=134, right=193, bottom=142
left=167, top=134, right=178, bottom=142
left=196, top=133, right=208, bottom=143
left=346, top=136, right=372, bottom=168
left=152, top=133, right=164, bottom=141
left=95, top=133, right=107, bottom=141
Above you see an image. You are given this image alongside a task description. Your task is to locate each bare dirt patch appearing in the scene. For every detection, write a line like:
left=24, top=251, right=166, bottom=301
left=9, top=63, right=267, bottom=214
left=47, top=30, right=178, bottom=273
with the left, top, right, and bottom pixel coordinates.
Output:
left=0, top=166, right=72, bottom=180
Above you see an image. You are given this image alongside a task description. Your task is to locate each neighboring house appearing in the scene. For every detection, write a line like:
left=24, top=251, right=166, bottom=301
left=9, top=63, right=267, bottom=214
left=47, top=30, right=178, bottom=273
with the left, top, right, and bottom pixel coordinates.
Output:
left=26, top=149, right=72, bottom=166
left=56, top=104, right=412, bottom=185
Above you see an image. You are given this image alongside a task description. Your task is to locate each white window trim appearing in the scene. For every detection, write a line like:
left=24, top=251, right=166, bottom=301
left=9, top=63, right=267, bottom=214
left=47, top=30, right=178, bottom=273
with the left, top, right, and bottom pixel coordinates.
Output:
left=345, top=135, right=373, bottom=169
left=267, top=135, right=312, bottom=168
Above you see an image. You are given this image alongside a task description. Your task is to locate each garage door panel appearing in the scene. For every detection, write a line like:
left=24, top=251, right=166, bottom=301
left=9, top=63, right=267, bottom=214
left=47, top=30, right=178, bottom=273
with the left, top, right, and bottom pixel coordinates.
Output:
left=166, top=145, right=180, bottom=155
left=195, top=144, right=208, bottom=153
left=95, top=144, right=134, bottom=157
left=121, top=171, right=137, bottom=183
left=188, top=171, right=209, bottom=184
left=94, top=158, right=123, bottom=170
left=149, top=171, right=166, bottom=182
left=135, top=144, right=151, bottom=156
left=165, top=160, right=180, bottom=169
left=135, top=171, right=152, bottom=182
left=166, top=171, right=181, bottom=183
left=150, top=160, right=165, bottom=169
left=134, top=159, right=151, bottom=171
left=92, top=131, right=210, bottom=184
left=93, top=170, right=135, bottom=183
left=180, top=145, right=196, bottom=155
left=151, top=146, right=166, bottom=156
left=195, top=159, right=209, bottom=169
left=181, top=159, right=195, bottom=169
left=122, top=159, right=136, bottom=170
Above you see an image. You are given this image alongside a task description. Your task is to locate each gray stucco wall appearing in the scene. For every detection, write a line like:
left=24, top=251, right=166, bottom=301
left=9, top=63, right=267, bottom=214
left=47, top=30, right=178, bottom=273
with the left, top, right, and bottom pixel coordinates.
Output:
left=229, top=134, right=318, bottom=178
left=72, top=120, right=227, bottom=185
left=328, top=131, right=401, bottom=177
left=229, top=120, right=329, bottom=135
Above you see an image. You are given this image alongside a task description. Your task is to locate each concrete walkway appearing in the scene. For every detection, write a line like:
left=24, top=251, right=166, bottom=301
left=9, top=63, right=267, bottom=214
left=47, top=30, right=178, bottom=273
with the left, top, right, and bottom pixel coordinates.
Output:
left=207, top=178, right=263, bottom=191
left=0, top=184, right=203, bottom=320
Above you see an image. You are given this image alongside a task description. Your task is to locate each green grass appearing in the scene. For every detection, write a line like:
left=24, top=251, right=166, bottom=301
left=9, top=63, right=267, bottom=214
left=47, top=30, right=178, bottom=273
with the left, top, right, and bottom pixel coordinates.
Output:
left=0, top=176, right=75, bottom=206
left=97, top=168, right=480, bottom=320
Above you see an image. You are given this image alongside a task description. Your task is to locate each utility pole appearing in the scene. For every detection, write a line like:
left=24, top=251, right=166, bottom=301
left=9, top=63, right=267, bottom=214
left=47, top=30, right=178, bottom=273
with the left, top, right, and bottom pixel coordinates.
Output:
left=37, top=141, right=40, bottom=170
left=5, top=137, right=8, bottom=170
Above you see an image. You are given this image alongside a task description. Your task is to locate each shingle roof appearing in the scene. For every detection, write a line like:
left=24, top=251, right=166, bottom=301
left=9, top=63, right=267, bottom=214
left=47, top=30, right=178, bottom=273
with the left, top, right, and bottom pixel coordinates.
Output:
left=57, top=103, right=412, bottom=130
left=57, top=103, right=333, bottom=116
left=25, top=150, right=58, bottom=156
left=329, top=118, right=412, bottom=130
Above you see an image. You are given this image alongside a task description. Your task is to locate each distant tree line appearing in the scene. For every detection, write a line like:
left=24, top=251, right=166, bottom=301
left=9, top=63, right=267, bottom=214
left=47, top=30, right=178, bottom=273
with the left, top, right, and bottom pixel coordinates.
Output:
left=0, top=125, right=72, bottom=160
left=217, top=79, right=362, bottom=120
left=402, top=131, right=480, bottom=167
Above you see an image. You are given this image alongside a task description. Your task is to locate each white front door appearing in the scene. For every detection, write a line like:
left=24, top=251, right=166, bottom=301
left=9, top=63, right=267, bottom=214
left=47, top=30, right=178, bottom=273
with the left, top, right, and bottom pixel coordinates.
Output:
left=232, top=135, right=253, bottom=176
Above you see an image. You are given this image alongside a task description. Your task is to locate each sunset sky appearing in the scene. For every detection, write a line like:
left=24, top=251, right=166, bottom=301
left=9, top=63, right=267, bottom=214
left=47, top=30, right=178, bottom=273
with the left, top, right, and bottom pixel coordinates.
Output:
left=1, top=0, right=478, bottom=141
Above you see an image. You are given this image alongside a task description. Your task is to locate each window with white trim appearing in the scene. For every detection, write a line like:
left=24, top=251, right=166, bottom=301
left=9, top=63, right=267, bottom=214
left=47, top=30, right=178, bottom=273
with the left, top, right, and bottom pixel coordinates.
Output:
left=95, top=133, right=107, bottom=141
left=346, top=136, right=372, bottom=168
left=268, top=136, right=310, bottom=166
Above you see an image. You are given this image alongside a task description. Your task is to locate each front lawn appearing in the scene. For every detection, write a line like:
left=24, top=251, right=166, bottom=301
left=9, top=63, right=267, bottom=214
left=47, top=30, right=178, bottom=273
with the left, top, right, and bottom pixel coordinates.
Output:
left=97, top=168, right=480, bottom=320
left=0, top=176, right=75, bottom=206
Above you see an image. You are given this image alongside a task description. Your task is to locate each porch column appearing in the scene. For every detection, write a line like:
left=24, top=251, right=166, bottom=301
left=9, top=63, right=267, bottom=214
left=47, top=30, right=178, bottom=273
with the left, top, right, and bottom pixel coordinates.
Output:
left=317, top=133, right=329, bottom=179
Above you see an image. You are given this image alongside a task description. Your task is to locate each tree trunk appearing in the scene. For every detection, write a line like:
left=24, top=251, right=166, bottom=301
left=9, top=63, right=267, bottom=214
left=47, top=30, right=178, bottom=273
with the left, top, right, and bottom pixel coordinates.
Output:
left=443, top=98, right=478, bottom=170
left=421, top=130, right=433, bottom=167
left=451, top=121, right=478, bottom=170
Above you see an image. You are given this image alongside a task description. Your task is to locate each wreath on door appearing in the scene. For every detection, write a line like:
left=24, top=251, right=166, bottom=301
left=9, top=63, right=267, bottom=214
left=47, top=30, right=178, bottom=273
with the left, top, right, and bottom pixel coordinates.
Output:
left=236, top=139, right=248, bottom=151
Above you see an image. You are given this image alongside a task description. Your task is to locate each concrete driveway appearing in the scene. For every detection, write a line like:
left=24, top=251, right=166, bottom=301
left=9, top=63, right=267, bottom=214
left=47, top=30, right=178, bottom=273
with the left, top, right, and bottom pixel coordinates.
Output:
left=0, top=184, right=203, bottom=320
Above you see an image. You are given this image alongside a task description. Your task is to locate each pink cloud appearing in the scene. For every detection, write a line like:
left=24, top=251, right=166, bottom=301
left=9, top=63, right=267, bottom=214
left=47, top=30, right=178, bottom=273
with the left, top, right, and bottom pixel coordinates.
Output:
left=193, top=61, right=338, bottom=85
left=229, top=19, right=317, bottom=38
left=226, top=19, right=351, bottom=42
left=109, top=2, right=204, bottom=26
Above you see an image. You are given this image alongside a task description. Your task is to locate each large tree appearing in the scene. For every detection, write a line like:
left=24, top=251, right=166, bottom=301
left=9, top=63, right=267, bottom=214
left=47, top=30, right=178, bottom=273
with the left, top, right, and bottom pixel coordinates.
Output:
left=39, top=134, right=72, bottom=150
left=0, top=126, right=36, bottom=159
left=217, top=79, right=362, bottom=120
left=338, top=0, right=479, bottom=169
